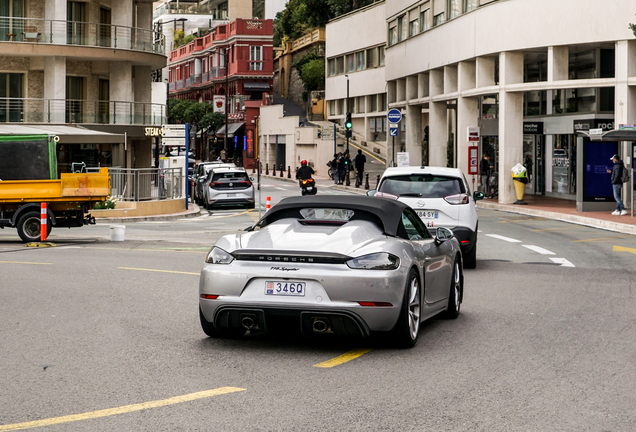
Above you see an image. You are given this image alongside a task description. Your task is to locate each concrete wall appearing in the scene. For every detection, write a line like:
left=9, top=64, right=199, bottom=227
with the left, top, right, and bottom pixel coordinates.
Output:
left=92, top=198, right=185, bottom=218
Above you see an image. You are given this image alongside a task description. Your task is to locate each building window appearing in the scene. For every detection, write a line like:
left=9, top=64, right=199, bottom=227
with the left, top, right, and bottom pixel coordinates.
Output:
left=379, top=46, right=385, bottom=66
left=448, top=0, right=460, bottom=19
left=463, top=0, right=477, bottom=12
left=524, top=52, right=548, bottom=83
left=249, top=45, right=263, bottom=71
left=399, top=15, right=408, bottom=41
left=356, top=51, right=365, bottom=71
left=0, top=72, right=23, bottom=122
left=420, top=8, right=430, bottom=31
left=328, top=59, right=336, bottom=76
left=329, top=100, right=336, bottom=116
left=367, top=48, right=378, bottom=68
left=346, top=54, right=355, bottom=72
left=389, top=21, right=397, bottom=46
left=569, top=50, right=596, bottom=80
left=368, top=95, right=377, bottom=112
left=356, top=96, right=365, bottom=113
left=379, top=93, right=387, bottom=111
left=409, top=18, right=419, bottom=37
left=433, top=12, right=445, bottom=26
left=523, top=91, right=546, bottom=116
left=336, top=56, right=344, bottom=74
left=66, top=76, right=85, bottom=123
left=337, top=98, right=344, bottom=115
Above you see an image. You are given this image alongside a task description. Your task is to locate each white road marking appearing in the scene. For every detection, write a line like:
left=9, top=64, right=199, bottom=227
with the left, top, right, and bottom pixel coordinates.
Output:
left=486, top=234, right=522, bottom=243
left=549, top=258, right=575, bottom=267
left=522, top=245, right=556, bottom=255
left=275, top=187, right=287, bottom=191
left=478, top=230, right=483, bottom=233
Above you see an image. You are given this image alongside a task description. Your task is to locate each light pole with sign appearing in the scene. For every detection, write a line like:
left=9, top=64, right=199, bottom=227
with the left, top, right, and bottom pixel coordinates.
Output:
left=387, top=109, right=402, bottom=167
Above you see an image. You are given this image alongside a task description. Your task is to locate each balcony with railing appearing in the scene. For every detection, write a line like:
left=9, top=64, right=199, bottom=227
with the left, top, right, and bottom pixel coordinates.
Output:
left=0, top=17, right=165, bottom=55
left=153, top=2, right=228, bottom=20
left=169, top=66, right=228, bottom=93
left=0, top=98, right=165, bottom=125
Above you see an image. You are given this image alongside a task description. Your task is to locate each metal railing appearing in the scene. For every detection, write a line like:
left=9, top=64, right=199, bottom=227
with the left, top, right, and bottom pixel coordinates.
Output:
left=0, top=16, right=164, bottom=54
left=102, top=167, right=184, bottom=202
left=0, top=98, right=165, bottom=125
left=169, top=67, right=226, bottom=93
left=153, top=4, right=228, bottom=20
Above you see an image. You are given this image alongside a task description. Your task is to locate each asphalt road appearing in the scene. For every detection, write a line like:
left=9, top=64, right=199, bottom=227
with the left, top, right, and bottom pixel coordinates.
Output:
left=1, top=192, right=636, bottom=431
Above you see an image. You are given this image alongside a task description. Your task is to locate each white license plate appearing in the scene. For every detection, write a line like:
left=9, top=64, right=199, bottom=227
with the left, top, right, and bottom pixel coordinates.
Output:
left=417, top=210, right=439, bottom=219
left=226, top=193, right=236, bottom=197
left=265, top=281, right=305, bottom=296
left=306, top=187, right=313, bottom=191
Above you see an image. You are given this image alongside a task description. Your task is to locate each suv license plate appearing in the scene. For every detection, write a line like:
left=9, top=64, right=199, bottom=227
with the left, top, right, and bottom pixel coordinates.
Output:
left=265, top=281, right=305, bottom=296
left=417, top=210, right=438, bottom=219
left=226, top=193, right=236, bottom=197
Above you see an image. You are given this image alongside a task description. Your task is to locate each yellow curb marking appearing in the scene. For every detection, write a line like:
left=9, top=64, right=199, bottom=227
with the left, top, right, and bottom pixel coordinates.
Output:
left=313, top=348, right=372, bottom=368
left=0, top=387, right=246, bottom=431
left=572, top=236, right=634, bottom=243
left=348, top=142, right=384, bottom=163
left=497, top=218, right=547, bottom=223
left=118, top=267, right=199, bottom=276
left=613, top=245, right=636, bottom=255
left=0, top=261, right=52, bottom=265
left=24, top=242, right=57, bottom=248
left=208, top=209, right=255, bottom=219
left=531, top=227, right=582, bottom=232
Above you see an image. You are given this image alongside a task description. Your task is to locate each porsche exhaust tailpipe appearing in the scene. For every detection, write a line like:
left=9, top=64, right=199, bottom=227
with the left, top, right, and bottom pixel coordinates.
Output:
left=312, top=319, right=329, bottom=333
left=241, top=316, right=255, bottom=330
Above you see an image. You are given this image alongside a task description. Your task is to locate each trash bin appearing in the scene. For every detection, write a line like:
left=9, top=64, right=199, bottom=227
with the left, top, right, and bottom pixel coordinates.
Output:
left=110, top=225, right=126, bottom=241
left=511, top=163, right=528, bottom=205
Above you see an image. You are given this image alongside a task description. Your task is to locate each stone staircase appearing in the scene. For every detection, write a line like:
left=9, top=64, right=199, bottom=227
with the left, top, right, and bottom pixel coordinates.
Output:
left=312, top=120, right=387, bottom=162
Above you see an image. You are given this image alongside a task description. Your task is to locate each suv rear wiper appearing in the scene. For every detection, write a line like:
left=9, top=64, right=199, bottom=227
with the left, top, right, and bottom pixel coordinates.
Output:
left=399, top=193, right=422, bottom=197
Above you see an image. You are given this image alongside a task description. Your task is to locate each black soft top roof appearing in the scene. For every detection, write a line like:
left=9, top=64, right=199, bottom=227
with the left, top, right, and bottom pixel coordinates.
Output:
left=258, top=195, right=408, bottom=236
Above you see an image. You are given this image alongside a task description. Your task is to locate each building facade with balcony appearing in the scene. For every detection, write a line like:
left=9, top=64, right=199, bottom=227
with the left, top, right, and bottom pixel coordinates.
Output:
left=0, top=0, right=167, bottom=173
left=384, top=0, right=636, bottom=209
left=167, top=18, right=273, bottom=167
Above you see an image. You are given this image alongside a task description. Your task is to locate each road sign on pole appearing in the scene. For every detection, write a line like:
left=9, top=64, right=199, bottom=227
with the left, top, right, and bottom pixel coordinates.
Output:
left=387, top=109, right=402, bottom=124
left=389, top=127, right=398, bottom=137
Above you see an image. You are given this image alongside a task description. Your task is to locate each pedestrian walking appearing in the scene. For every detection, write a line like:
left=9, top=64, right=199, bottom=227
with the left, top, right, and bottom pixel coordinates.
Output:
left=337, top=152, right=345, bottom=185
left=354, top=149, right=367, bottom=186
left=331, top=153, right=340, bottom=184
left=607, top=154, right=627, bottom=215
left=480, top=154, right=493, bottom=196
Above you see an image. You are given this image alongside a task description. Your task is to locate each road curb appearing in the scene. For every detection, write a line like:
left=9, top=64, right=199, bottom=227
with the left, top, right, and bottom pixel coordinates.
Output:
left=477, top=201, right=636, bottom=236
left=95, top=204, right=203, bottom=224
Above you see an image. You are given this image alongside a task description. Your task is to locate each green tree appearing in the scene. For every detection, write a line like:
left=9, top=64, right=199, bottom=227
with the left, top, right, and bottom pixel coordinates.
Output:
left=200, top=111, right=225, bottom=134
left=169, top=99, right=196, bottom=123
left=630, top=16, right=636, bottom=36
left=300, top=58, right=325, bottom=92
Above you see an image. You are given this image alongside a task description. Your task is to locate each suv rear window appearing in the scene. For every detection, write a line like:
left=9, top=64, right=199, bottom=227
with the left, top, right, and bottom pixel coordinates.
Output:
left=379, top=174, right=465, bottom=198
left=212, top=172, right=249, bottom=181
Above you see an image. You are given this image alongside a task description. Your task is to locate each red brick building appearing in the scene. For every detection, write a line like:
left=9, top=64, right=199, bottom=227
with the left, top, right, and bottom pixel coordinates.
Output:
left=167, top=18, right=274, bottom=166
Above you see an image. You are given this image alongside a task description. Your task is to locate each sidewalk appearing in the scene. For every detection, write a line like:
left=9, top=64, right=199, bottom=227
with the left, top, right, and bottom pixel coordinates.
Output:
left=95, top=202, right=202, bottom=223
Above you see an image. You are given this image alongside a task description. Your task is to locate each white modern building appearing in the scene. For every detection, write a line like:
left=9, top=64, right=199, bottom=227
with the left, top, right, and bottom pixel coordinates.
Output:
left=0, top=0, right=166, bottom=171
left=325, top=1, right=388, bottom=160
left=384, top=0, right=636, bottom=209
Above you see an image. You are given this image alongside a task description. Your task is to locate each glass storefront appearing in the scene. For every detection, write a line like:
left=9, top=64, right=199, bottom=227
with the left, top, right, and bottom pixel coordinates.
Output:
left=551, top=134, right=577, bottom=196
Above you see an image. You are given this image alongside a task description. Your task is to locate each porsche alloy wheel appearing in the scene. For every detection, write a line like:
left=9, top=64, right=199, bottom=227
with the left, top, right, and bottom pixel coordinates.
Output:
left=392, top=269, right=421, bottom=348
left=443, top=258, right=462, bottom=319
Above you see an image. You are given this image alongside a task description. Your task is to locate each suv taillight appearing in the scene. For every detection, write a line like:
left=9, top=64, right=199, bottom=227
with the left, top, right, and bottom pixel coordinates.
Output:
left=444, top=193, right=470, bottom=205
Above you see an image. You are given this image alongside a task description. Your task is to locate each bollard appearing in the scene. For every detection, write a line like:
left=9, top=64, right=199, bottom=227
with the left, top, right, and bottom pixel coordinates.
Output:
left=376, top=174, right=381, bottom=189
left=266, top=163, right=269, bottom=175
left=40, top=202, right=47, bottom=241
left=266, top=196, right=271, bottom=211
left=280, top=164, right=284, bottom=177
left=345, top=170, right=350, bottom=186
left=272, top=164, right=276, bottom=176
left=287, top=166, right=291, bottom=178
left=364, top=173, right=370, bottom=190
left=355, top=173, right=360, bottom=188
left=252, top=164, right=255, bottom=174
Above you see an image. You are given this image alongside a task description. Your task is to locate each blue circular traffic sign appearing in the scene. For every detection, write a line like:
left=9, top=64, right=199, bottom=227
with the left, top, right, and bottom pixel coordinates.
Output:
left=387, top=109, right=402, bottom=123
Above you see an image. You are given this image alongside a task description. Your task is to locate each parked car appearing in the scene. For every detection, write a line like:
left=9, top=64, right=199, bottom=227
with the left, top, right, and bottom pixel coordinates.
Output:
left=193, top=162, right=236, bottom=205
left=199, top=195, right=464, bottom=348
left=202, top=167, right=255, bottom=209
left=369, top=166, right=483, bottom=269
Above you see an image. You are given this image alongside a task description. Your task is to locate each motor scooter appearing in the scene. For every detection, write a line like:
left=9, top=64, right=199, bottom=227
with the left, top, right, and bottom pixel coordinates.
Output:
left=299, top=178, right=317, bottom=195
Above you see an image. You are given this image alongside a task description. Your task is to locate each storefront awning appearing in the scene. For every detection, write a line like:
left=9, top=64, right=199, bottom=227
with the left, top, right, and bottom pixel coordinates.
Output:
left=215, top=122, right=245, bottom=137
left=243, top=82, right=270, bottom=90
left=0, top=124, right=125, bottom=144
left=577, top=129, right=636, bottom=142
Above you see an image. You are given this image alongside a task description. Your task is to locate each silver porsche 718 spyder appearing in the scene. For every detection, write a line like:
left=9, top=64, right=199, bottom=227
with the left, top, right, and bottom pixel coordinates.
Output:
left=199, top=195, right=464, bottom=348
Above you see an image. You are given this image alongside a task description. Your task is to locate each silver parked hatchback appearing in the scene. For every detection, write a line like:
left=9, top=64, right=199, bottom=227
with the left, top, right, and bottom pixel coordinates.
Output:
left=203, top=167, right=255, bottom=209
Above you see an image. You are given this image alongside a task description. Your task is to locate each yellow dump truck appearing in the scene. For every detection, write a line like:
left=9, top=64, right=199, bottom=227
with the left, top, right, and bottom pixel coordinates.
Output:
left=0, top=134, right=110, bottom=242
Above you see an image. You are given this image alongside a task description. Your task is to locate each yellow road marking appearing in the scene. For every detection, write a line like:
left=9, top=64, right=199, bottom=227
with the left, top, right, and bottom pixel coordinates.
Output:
left=531, top=227, right=582, bottom=232
left=348, top=142, right=384, bottom=163
left=0, top=261, right=52, bottom=265
left=572, top=236, right=634, bottom=243
left=498, top=218, right=547, bottom=223
left=118, top=267, right=199, bottom=276
left=313, top=348, right=372, bottom=368
left=0, top=387, right=245, bottom=431
left=209, top=209, right=255, bottom=219
left=613, top=245, right=636, bottom=255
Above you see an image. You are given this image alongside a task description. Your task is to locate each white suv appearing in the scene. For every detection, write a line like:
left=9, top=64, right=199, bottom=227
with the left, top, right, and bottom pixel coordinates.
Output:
left=371, top=166, right=483, bottom=268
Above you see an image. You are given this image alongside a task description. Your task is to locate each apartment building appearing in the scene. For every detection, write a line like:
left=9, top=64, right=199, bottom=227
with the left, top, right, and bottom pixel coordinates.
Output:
left=167, top=18, right=273, bottom=167
left=385, top=0, right=636, bottom=208
left=0, top=0, right=166, bottom=171
left=325, top=1, right=388, bottom=156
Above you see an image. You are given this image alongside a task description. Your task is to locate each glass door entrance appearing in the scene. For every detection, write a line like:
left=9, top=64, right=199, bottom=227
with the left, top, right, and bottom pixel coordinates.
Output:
left=523, top=134, right=545, bottom=195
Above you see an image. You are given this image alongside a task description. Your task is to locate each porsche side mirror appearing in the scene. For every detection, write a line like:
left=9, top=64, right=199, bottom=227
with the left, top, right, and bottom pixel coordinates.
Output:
left=366, top=190, right=377, bottom=197
left=473, top=191, right=485, bottom=201
left=435, top=227, right=454, bottom=245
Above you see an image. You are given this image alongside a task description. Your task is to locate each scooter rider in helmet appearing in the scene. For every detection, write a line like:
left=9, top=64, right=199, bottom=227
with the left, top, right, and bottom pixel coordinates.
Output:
left=296, top=160, right=315, bottom=180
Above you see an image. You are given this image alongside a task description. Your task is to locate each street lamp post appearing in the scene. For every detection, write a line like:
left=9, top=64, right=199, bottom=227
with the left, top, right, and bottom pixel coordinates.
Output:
left=345, top=74, right=349, bottom=154
left=224, top=48, right=229, bottom=161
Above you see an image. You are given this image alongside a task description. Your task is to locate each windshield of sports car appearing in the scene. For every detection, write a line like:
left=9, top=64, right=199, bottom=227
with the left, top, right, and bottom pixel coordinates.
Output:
left=378, top=175, right=465, bottom=198
left=299, top=208, right=354, bottom=221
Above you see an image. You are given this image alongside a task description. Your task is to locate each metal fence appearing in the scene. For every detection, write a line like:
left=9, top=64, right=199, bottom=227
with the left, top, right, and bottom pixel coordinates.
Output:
left=85, top=167, right=183, bottom=202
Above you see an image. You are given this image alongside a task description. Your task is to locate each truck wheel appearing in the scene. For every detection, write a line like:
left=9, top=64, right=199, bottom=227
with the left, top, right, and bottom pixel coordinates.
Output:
left=17, top=211, right=51, bottom=243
